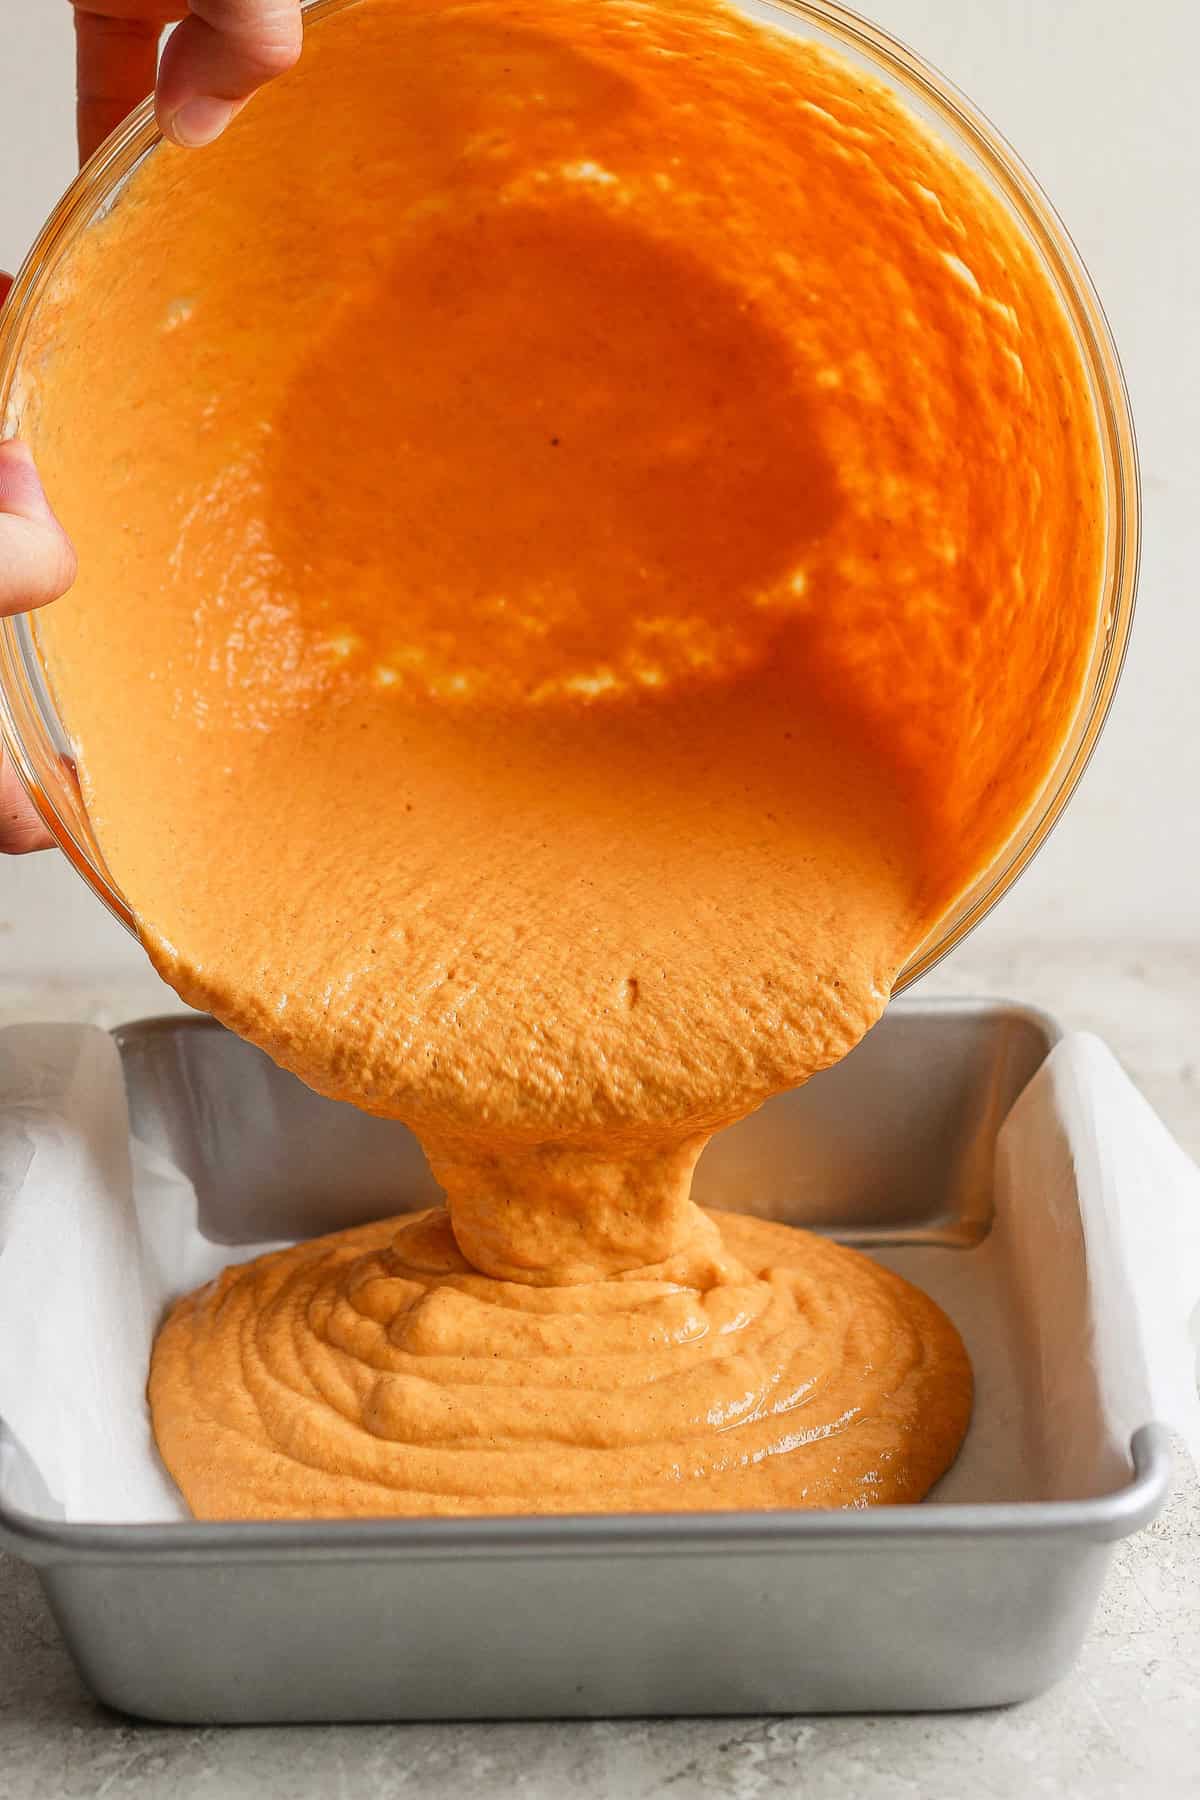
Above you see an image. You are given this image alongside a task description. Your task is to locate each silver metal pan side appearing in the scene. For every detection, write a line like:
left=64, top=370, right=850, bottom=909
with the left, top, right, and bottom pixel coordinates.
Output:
left=0, top=1002, right=1171, bottom=1718
left=108, top=999, right=1061, bottom=1247
left=26, top=1431, right=1170, bottom=1722
left=0, top=1425, right=1170, bottom=1567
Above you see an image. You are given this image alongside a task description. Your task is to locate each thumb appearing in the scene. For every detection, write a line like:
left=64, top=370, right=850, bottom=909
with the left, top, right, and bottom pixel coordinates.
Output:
left=0, top=442, right=78, bottom=615
left=0, top=436, right=70, bottom=851
left=156, top=0, right=302, bottom=147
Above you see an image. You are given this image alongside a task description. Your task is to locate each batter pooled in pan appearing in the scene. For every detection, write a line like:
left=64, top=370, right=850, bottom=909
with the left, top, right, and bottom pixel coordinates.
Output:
left=150, top=1209, right=970, bottom=1518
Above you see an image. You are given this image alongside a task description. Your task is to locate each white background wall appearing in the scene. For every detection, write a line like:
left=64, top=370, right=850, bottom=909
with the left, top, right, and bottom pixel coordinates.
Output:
left=0, top=0, right=1196, bottom=981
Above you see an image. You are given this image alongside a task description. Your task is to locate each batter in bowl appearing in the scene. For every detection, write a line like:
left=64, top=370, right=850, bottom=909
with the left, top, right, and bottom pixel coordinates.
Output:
left=21, top=0, right=1102, bottom=1515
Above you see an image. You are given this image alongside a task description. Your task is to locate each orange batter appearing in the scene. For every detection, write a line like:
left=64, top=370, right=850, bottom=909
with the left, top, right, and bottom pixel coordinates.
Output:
left=22, top=0, right=1101, bottom=1515
left=151, top=1207, right=969, bottom=1518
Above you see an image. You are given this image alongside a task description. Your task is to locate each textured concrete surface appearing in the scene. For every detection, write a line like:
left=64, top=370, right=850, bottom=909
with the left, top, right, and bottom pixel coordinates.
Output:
left=1, top=941, right=1197, bottom=1798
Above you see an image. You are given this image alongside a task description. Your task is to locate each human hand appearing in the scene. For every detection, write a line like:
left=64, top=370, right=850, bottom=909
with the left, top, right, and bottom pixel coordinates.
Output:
left=72, top=0, right=303, bottom=161
left=0, top=275, right=77, bottom=851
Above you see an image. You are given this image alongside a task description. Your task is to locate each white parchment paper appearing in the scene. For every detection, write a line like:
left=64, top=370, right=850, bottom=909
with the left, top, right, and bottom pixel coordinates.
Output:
left=994, top=1031, right=1200, bottom=1494
left=0, top=1020, right=1196, bottom=1524
left=0, top=1025, right=283, bottom=1522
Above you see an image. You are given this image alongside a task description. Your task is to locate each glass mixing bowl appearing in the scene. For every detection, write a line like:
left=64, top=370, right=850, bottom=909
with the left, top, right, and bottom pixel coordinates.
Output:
left=0, top=0, right=1139, bottom=980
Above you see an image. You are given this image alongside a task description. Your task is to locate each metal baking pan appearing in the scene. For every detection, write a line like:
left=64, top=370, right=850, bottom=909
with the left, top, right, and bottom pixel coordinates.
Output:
left=0, top=1000, right=1170, bottom=1721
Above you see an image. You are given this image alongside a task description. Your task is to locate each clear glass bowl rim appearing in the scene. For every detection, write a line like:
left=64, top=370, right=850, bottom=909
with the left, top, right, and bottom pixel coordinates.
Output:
left=0, top=0, right=1140, bottom=988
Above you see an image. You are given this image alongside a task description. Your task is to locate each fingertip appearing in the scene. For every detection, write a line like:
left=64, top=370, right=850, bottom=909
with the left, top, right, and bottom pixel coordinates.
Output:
left=156, top=5, right=302, bottom=146
left=0, top=439, right=63, bottom=523
left=0, top=442, right=77, bottom=613
left=0, top=439, right=47, bottom=514
left=0, top=750, right=55, bottom=855
left=0, top=520, right=77, bottom=614
left=159, top=93, right=241, bottom=148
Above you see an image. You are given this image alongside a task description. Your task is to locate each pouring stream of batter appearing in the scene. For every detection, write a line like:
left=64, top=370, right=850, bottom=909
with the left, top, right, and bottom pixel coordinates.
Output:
left=21, top=0, right=1103, bottom=1514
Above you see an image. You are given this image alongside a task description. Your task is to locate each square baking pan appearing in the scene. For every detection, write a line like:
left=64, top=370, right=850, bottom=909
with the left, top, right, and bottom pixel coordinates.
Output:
left=0, top=1000, right=1170, bottom=1721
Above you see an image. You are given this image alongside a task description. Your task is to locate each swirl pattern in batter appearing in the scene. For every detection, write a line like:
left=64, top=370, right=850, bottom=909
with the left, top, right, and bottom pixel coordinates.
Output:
left=149, top=1207, right=971, bottom=1517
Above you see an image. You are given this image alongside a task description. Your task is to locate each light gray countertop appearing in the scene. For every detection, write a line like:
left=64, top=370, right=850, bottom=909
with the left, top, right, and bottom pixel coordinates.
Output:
left=1, top=940, right=1197, bottom=1799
